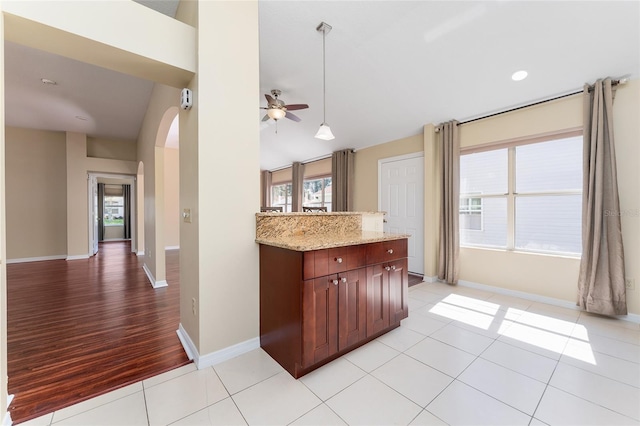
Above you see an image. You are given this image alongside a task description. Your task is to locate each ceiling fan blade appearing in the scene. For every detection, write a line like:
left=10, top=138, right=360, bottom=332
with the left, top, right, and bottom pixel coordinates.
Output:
left=265, top=94, right=276, bottom=106
left=261, top=114, right=270, bottom=122
left=285, top=111, right=301, bottom=122
left=285, top=104, right=309, bottom=111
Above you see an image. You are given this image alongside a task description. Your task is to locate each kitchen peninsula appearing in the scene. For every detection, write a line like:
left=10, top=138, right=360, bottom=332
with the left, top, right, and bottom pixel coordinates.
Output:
left=256, top=211, right=410, bottom=378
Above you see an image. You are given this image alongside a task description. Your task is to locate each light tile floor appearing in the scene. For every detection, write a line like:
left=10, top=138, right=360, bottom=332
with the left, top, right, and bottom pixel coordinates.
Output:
left=19, top=282, right=640, bottom=426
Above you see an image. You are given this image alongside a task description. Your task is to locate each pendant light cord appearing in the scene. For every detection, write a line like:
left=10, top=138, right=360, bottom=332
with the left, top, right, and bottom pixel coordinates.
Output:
left=322, top=27, right=326, bottom=123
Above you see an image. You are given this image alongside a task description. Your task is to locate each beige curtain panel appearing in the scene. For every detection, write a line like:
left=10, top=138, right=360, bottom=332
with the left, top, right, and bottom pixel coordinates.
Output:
left=261, top=170, right=272, bottom=208
left=577, top=78, right=627, bottom=316
left=291, top=161, right=305, bottom=212
left=332, top=149, right=355, bottom=212
left=438, top=120, right=460, bottom=284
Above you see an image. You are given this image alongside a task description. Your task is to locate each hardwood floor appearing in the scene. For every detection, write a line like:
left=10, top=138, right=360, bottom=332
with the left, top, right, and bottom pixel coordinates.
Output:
left=7, top=242, right=190, bottom=424
left=408, top=273, right=424, bottom=287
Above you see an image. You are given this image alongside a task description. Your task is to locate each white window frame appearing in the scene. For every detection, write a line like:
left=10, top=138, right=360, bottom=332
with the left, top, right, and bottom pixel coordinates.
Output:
left=302, top=174, right=332, bottom=211
left=460, top=128, right=583, bottom=256
left=270, top=182, right=292, bottom=212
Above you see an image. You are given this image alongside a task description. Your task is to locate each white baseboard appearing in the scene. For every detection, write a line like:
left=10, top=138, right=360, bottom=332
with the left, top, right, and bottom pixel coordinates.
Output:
left=3, top=394, right=13, bottom=426
left=142, top=263, right=168, bottom=289
left=7, top=255, right=66, bottom=264
left=66, top=254, right=90, bottom=261
left=457, top=279, right=640, bottom=324
left=177, top=323, right=260, bottom=370
left=423, top=275, right=438, bottom=283
left=136, top=250, right=145, bottom=256
left=165, top=246, right=180, bottom=251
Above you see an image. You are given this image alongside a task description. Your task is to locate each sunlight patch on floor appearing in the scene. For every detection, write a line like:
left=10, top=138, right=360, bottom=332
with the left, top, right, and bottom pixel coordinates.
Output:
left=427, top=295, right=597, bottom=365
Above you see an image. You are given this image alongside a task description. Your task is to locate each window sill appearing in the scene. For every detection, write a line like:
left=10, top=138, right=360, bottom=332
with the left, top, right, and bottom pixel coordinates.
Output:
left=460, top=245, right=581, bottom=260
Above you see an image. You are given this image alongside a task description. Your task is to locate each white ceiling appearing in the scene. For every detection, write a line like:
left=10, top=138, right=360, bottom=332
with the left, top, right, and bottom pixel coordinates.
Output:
left=4, top=1, right=639, bottom=171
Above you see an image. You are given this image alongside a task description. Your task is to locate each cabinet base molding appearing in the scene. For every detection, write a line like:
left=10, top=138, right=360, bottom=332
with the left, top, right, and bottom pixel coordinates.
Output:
left=263, top=323, right=400, bottom=379
left=177, top=324, right=260, bottom=369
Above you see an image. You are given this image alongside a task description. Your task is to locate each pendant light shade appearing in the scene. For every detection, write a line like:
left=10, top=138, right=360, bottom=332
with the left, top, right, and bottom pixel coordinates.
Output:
left=316, top=22, right=335, bottom=141
left=315, top=123, right=334, bottom=140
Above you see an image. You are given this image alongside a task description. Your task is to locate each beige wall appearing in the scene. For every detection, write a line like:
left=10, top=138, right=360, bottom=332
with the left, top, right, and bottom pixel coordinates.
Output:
left=5, top=127, right=67, bottom=260
left=164, top=147, right=180, bottom=248
left=190, top=0, right=260, bottom=355
left=0, top=11, right=7, bottom=418
left=87, top=137, right=137, bottom=161
left=353, top=133, right=423, bottom=211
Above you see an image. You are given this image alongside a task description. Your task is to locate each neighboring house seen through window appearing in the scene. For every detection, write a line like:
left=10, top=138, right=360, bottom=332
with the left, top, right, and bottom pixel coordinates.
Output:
left=460, top=133, right=582, bottom=256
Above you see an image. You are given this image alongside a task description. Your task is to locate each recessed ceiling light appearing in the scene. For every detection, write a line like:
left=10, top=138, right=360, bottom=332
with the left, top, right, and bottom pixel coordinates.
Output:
left=511, top=70, right=528, bottom=81
left=75, top=116, right=88, bottom=121
left=41, top=78, right=57, bottom=85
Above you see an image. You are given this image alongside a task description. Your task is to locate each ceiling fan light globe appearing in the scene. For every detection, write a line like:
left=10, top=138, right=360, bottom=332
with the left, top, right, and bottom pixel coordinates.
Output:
left=315, top=123, right=335, bottom=140
left=267, top=108, right=286, bottom=120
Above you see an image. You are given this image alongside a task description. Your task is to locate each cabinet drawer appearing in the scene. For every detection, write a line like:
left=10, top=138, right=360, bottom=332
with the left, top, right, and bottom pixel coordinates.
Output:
left=303, top=245, right=366, bottom=280
left=365, top=239, right=407, bottom=264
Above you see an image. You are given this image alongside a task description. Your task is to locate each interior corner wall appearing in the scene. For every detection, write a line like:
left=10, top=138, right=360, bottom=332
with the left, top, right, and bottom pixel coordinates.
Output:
left=66, top=132, right=89, bottom=258
left=164, top=147, right=180, bottom=249
left=136, top=84, right=180, bottom=285
left=352, top=133, right=423, bottom=211
left=0, top=11, right=8, bottom=421
left=87, top=136, right=137, bottom=161
left=195, top=0, right=260, bottom=356
left=5, top=127, right=67, bottom=260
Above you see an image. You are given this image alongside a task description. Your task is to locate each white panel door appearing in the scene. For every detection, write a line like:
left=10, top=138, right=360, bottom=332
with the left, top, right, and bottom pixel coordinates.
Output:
left=380, top=155, right=424, bottom=275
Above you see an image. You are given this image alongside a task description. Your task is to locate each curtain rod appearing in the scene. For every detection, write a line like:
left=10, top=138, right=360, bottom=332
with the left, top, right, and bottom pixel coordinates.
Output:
left=435, top=78, right=627, bottom=131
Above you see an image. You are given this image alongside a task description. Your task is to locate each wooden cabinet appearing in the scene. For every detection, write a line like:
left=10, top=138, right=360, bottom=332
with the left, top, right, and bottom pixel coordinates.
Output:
left=260, top=238, right=408, bottom=378
left=301, top=267, right=366, bottom=368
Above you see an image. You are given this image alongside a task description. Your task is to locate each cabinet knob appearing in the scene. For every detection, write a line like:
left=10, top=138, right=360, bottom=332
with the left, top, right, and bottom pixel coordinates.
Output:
left=385, top=266, right=391, bottom=271
left=341, top=277, right=347, bottom=283
left=387, top=249, right=394, bottom=254
left=335, top=257, right=343, bottom=263
left=332, top=279, right=339, bottom=285
left=391, top=265, right=396, bottom=270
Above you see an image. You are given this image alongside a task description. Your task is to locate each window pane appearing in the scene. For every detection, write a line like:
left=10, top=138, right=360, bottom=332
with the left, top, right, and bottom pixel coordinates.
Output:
left=104, top=195, right=124, bottom=225
left=271, top=183, right=292, bottom=212
left=460, top=197, right=507, bottom=248
left=515, top=195, right=582, bottom=254
left=460, top=149, right=508, bottom=195
left=516, top=136, right=582, bottom=193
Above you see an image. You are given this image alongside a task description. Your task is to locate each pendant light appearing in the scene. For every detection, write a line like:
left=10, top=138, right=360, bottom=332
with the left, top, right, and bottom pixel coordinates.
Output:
left=315, top=22, right=335, bottom=141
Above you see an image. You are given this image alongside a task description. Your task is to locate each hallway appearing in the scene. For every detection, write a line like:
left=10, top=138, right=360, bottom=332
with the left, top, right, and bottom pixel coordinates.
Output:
left=7, top=242, right=189, bottom=424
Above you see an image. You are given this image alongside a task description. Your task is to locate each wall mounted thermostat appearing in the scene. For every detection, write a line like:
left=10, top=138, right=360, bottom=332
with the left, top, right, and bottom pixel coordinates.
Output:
left=180, top=88, right=193, bottom=110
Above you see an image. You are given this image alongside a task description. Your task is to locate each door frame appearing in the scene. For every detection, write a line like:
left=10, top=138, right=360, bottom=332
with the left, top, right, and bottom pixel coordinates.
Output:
left=88, top=173, right=137, bottom=255
left=377, top=152, right=425, bottom=275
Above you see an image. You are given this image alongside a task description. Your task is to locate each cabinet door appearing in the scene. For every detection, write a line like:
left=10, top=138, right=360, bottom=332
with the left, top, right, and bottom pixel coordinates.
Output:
left=338, top=268, right=367, bottom=350
left=366, top=264, right=390, bottom=336
left=389, top=258, right=409, bottom=325
left=302, top=277, right=338, bottom=368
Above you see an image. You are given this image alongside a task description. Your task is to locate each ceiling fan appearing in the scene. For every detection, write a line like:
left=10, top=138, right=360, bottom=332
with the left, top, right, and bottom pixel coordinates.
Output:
left=260, top=89, right=308, bottom=123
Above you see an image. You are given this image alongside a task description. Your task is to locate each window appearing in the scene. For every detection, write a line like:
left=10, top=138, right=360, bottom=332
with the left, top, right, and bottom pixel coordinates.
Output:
left=104, top=195, right=124, bottom=226
left=271, top=183, right=292, bottom=212
left=460, top=133, right=582, bottom=256
left=459, top=196, right=483, bottom=231
left=303, top=176, right=332, bottom=212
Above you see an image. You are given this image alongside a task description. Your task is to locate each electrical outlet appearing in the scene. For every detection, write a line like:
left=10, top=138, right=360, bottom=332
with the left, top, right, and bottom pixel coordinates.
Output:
left=191, top=297, right=197, bottom=316
left=625, top=278, right=635, bottom=290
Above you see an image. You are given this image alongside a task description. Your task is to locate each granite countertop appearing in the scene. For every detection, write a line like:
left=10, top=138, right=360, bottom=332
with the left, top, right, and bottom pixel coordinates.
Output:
left=256, top=231, right=410, bottom=251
